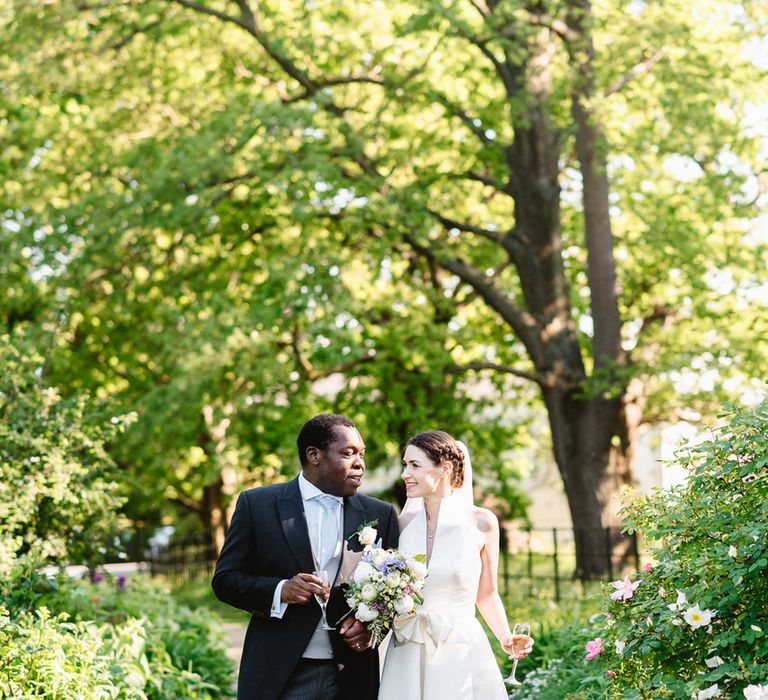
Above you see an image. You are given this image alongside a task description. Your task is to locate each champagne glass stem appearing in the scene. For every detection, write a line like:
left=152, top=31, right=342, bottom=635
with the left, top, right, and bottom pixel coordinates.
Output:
left=504, top=658, right=520, bottom=686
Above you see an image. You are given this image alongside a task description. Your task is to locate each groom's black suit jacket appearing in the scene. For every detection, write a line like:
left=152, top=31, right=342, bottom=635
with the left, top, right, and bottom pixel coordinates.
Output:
left=212, top=477, right=399, bottom=700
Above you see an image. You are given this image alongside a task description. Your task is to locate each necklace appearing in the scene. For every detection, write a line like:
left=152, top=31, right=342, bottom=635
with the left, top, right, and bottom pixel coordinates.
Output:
left=426, top=513, right=437, bottom=540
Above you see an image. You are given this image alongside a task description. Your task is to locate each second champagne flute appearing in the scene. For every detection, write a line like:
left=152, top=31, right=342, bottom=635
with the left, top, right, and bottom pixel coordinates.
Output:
left=504, top=622, right=531, bottom=686
left=313, top=569, right=334, bottom=630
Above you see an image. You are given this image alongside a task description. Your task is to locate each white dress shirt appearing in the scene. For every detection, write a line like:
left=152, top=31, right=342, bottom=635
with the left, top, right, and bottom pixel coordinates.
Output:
left=270, top=474, right=344, bottom=619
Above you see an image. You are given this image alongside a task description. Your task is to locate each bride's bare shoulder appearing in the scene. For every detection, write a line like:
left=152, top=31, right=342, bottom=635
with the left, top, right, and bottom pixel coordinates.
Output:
left=471, top=506, right=499, bottom=534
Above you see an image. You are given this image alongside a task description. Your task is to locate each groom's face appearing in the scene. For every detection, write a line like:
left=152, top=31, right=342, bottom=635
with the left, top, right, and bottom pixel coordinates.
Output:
left=306, top=425, right=366, bottom=497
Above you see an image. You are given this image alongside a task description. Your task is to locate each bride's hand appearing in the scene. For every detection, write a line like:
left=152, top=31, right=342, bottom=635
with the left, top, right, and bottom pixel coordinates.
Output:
left=499, top=632, right=534, bottom=659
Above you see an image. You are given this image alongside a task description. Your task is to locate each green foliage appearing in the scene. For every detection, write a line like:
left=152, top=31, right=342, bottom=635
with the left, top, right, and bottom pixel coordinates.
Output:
left=2, top=0, right=766, bottom=538
left=506, top=616, right=611, bottom=700
left=0, top=336, right=131, bottom=580
left=0, top=574, right=234, bottom=699
left=513, top=397, right=768, bottom=698
left=0, top=606, right=148, bottom=699
left=595, top=397, right=768, bottom=697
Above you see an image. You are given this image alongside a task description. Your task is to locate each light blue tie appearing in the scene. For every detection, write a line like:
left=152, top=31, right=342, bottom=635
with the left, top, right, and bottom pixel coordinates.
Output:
left=315, top=495, right=341, bottom=569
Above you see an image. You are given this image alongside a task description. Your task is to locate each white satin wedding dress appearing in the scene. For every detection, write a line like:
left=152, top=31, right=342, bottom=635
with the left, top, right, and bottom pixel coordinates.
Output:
left=378, top=492, right=507, bottom=700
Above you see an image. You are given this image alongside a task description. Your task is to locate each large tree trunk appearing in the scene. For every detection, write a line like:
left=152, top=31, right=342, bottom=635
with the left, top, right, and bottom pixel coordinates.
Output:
left=543, top=387, right=636, bottom=578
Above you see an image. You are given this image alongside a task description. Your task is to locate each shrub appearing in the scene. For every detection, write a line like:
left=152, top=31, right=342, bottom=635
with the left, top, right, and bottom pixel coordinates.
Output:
left=0, top=337, right=132, bottom=582
left=592, top=398, right=768, bottom=698
left=1, top=574, right=235, bottom=699
left=507, top=397, right=768, bottom=698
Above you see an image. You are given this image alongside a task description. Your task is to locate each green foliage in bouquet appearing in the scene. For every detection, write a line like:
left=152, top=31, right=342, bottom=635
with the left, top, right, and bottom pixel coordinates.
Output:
left=592, top=398, right=768, bottom=698
left=0, top=337, right=132, bottom=581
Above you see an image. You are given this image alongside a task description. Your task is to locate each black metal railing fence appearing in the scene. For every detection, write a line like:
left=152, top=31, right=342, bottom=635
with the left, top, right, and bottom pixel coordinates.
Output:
left=126, top=525, right=643, bottom=598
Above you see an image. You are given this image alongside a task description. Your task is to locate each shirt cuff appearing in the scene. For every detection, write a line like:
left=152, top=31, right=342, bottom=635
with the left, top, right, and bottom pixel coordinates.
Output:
left=270, top=579, right=289, bottom=618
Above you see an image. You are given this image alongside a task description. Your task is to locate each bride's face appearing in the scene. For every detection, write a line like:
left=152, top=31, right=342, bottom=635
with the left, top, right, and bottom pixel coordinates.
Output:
left=401, top=445, right=448, bottom=498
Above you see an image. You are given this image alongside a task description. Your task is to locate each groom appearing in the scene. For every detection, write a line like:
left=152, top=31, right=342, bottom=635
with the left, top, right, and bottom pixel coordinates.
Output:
left=212, top=413, right=400, bottom=700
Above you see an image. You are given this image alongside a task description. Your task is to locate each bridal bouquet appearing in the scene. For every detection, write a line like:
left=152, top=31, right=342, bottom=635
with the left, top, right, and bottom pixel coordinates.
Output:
left=344, top=524, right=428, bottom=645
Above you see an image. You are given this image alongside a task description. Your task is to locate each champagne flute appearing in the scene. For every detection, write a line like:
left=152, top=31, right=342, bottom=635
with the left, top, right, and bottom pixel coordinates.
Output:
left=504, top=622, right=531, bottom=686
left=313, top=569, right=334, bottom=630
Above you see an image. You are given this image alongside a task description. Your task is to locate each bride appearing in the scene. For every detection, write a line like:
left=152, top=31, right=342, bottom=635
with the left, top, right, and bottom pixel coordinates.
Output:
left=378, top=430, right=533, bottom=700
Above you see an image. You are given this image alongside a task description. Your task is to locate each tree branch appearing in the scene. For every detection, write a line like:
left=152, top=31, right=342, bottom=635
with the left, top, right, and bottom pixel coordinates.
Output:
left=168, top=0, right=248, bottom=30
left=429, top=90, right=494, bottom=145
left=447, top=361, right=543, bottom=385
left=604, top=49, right=665, bottom=96
left=282, top=71, right=386, bottom=103
left=445, top=169, right=507, bottom=191
left=287, top=322, right=376, bottom=381
left=524, top=14, right=581, bottom=44
left=403, top=234, right=545, bottom=366
left=103, top=17, right=164, bottom=52
left=427, top=208, right=505, bottom=244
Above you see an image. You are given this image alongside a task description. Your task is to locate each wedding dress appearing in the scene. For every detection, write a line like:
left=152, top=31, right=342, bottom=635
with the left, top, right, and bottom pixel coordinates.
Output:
left=378, top=490, right=508, bottom=700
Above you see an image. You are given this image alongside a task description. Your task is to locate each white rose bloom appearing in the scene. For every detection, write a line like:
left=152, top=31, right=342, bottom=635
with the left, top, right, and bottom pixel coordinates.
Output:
left=728, top=545, right=738, bottom=558
left=361, top=583, right=377, bottom=602
left=614, top=640, right=625, bottom=655
left=386, top=571, right=402, bottom=588
left=359, top=526, right=377, bottom=547
left=668, top=590, right=688, bottom=612
left=394, top=595, right=415, bottom=615
left=696, top=684, right=720, bottom=699
left=410, top=560, right=428, bottom=579
left=684, top=605, right=716, bottom=629
left=355, top=603, right=379, bottom=622
left=705, top=656, right=724, bottom=668
left=372, top=548, right=387, bottom=564
left=744, top=684, right=768, bottom=699
left=353, top=562, right=376, bottom=584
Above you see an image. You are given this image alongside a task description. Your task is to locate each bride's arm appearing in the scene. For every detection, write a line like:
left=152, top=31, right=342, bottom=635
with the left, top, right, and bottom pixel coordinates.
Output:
left=475, top=509, right=533, bottom=658
left=474, top=509, right=512, bottom=644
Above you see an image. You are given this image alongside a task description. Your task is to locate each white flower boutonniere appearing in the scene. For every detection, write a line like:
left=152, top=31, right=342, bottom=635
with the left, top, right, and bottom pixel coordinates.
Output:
left=349, top=519, right=379, bottom=549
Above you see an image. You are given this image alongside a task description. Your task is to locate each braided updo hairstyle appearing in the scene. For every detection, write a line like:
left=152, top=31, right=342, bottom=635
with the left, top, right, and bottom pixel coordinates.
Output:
left=405, top=430, right=465, bottom=489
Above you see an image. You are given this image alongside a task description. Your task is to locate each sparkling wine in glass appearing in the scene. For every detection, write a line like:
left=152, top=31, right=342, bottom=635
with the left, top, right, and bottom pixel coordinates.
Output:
left=504, top=622, right=531, bottom=686
left=313, top=569, right=334, bottom=630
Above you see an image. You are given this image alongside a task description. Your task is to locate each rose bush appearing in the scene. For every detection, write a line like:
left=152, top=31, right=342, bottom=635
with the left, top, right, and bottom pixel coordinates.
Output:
left=508, top=397, right=768, bottom=698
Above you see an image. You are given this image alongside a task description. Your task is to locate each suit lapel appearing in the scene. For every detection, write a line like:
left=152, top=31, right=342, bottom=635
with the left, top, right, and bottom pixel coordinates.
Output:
left=277, top=478, right=315, bottom=572
left=342, top=494, right=366, bottom=553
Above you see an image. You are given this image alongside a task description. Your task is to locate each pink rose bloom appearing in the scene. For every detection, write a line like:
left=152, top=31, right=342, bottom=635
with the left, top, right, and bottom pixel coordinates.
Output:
left=585, top=637, right=604, bottom=661
left=643, top=563, right=653, bottom=573
left=609, top=575, right=642, bottom=602
left=606, top=670, right=616, bottom=678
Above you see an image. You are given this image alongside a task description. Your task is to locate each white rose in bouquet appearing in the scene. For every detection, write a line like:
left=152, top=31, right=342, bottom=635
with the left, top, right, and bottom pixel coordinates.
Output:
left=372, top=548, right=388, bottom=565
left=355, top=602, right=379, bottom=622
left=361, top=583, right=377, bottom=601
left=394, top=595, right=415, bottom=615
left=353, top=562, right=376, bottom=584
left=385, top=571, right=402, bottom=588
left=409, top=559, right=428, bottom=579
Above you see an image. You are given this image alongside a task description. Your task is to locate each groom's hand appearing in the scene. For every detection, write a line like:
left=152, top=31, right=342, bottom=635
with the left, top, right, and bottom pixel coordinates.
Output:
left=338, top=617, right=373, bottom=652
left=281, top=573, right=328, bottom=605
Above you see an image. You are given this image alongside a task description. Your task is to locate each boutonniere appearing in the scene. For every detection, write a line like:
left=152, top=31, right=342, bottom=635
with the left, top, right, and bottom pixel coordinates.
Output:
left=348, top=519, right=378, bottom=548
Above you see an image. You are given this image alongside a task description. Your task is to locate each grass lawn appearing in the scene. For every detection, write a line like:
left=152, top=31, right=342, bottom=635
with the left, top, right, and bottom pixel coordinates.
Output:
left=171, top=578, right=250, bottom=624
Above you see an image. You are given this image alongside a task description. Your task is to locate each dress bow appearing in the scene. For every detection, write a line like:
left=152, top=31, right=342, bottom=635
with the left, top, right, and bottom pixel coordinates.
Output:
left=392, top=609, right=454, bottom=651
